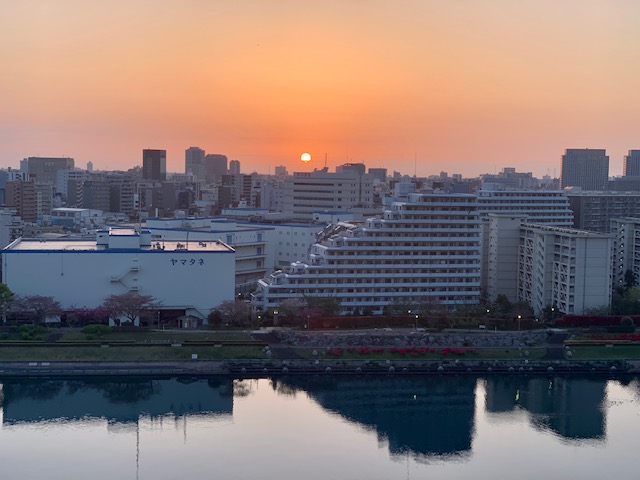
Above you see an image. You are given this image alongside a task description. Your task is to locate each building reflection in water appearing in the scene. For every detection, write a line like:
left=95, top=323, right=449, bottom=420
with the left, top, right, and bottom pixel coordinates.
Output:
left=484, top=376, right=607, bottom=441
left=0, top=377, right=234, bottom=426
left=277, top=376, right=477, bottom=459
left=0, top=374, right=628, bottom=462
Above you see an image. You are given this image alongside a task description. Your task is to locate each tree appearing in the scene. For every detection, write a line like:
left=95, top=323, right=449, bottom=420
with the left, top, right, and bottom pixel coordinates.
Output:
left=303, top=295, right=341, bottom=316
left=0, top=284, right=14, bottom=324
left=11, top=295, right=62, bottom=325
left=625, top=269, right=638, bottom=290
left=102, top=292, right=160, bottom=326
left=214, top=299, right=253, bottom=327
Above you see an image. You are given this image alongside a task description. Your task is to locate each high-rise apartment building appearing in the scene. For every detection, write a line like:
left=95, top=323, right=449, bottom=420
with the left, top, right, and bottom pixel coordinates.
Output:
left=560, top=149, right=609, bottom=190
left=567, top=191, right=640, bottom=233
left=253, top=193, right=482, bottom=314
left=517, top=224, right=612, bottom=315
left=610, top=217, right=640, bottom=289
left=623, top=150, right=640, bottom=177
left=476, top=190, right=574, bottom=226
left=142, top=149, right=166, bottom=181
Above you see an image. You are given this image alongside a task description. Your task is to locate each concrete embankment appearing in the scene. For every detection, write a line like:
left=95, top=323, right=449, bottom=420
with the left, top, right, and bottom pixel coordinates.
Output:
left=0, top=359, right=632, bottom=378
left=0, top=360, right=227, bottom=377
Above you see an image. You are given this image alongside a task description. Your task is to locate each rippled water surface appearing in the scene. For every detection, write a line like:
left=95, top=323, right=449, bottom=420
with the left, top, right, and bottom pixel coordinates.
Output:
left=1, top=375, right=639, bottom=480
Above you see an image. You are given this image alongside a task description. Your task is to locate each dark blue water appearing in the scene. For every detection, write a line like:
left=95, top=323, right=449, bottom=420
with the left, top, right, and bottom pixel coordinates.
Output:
left=0, top=375, right=636, bottom=479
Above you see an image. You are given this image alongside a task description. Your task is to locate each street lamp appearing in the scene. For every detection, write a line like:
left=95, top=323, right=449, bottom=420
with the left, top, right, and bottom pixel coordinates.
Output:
left=273, top=309, right=279, bottom=327
left=257, top=314, right=262, bottom=329
left=415, top=314, right=419, bottom=331
left=517, top=314, right=522, bottom=331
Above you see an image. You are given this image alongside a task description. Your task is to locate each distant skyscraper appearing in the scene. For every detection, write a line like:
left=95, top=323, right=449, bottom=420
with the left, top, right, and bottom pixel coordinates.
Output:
left=623, top=150, right=640, bottom=177
left=203, top=154, right=228, bottom=184
left=86, top=161, right=93, bottom=172
left=274, top=165, right=288, bottom=177
left=229, top=160, right=240, bottom=175
left=142, top=149, right=166, bottom=181
left=560, top=149, right=608, bottom=190
left=185, top=146, right=206, bottom=179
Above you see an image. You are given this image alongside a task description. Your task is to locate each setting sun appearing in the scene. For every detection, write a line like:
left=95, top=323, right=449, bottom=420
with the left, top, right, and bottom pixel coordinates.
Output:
left=301, top=152, right=311, bottom=163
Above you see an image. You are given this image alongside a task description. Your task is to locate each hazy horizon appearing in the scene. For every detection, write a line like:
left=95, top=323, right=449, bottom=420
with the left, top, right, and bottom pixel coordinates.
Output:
left=2, top=1, right=639, bottom=177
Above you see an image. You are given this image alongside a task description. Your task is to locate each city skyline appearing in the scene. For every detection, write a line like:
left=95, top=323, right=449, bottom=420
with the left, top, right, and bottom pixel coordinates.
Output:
left=3, top=1, right=640, bottom=177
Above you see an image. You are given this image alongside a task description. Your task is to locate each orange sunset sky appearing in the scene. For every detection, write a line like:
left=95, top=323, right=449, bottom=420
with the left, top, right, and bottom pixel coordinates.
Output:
left=2, top=0, right=640, bottom=177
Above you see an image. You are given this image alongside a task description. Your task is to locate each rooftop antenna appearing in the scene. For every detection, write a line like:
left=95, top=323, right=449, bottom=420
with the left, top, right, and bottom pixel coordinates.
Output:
left=324, top=153, right=328, bottom=168
left=414, top=152, right=417, bottom=177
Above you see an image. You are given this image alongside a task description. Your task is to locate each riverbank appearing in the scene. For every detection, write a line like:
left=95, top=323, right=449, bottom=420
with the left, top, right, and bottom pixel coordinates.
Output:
left=0, top=357, right=634, bottom=378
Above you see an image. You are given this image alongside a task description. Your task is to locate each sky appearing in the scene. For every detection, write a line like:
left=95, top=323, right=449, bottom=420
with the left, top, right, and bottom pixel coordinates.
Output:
left=2, top=0, right=640, bottom=178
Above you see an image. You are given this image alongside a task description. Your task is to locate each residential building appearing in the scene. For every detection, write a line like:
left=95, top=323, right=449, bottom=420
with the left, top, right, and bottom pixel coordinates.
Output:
left=610, top=217, right=640, bottom=290
left=517, top=224, right=612, bottom=315
left=485, top=214, right=528, bottom=302
left=34, top=182, right=53, bottom=221
left=476, top=190, right=573, bottom=226
left=142, top=149, right=167, bottom=182
left=253, top=193, right=482, bottom=314
left=2, top=228, right=235, bottom=322
left=567, top=191, right=640, bottom=233
left=0, top=208, right=22, bottom=249
left=4, top=180, right=36, bottom=222
left=560, top=149, right=609, bottom=190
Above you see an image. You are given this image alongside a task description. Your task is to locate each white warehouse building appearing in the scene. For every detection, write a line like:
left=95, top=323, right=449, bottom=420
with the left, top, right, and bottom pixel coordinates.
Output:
left=2, top=228, right=235, bottom=322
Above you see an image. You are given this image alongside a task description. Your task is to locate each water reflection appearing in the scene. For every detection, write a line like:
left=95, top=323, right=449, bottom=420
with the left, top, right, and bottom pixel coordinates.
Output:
left=1, top=377, right=233, bottom=425
left=485, top=377, right=607, bottom=441
left=0, top=375, right=629, bottom=462
left=276, top=376, right=477, bottom=458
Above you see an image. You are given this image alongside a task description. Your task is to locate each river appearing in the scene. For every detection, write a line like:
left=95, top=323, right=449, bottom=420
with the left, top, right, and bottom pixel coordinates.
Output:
left=0, top=375, right=637, bottom=479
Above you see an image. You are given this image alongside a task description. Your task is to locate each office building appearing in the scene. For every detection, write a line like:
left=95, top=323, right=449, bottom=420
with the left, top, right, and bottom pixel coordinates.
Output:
left=560, top=149, right=608, bottom=190
left=623, top=150, right=640, bottom=177
left=229, top=160, right=240, bottom=175
left=20, top=157, right=75, bottom=186
left=142, top=149, right=167, bottom=181
left=282, top=167, right=374, bottom=219
left=204, top=154, right=228, bottom=184
left=185, top=147, right=206, bottom=180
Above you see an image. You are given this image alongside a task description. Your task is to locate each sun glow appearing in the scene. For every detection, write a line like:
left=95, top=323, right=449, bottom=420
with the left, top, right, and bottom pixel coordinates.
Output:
left=301, top=152, right=311, bottom=162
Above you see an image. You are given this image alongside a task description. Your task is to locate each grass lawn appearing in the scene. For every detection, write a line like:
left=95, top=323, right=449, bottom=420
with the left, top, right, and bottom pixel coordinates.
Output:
left=294, top=347, right=546, bottom=361
left=569, top=346, right=640, bottom=360
left=0, top=345, right=267, bottom=361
